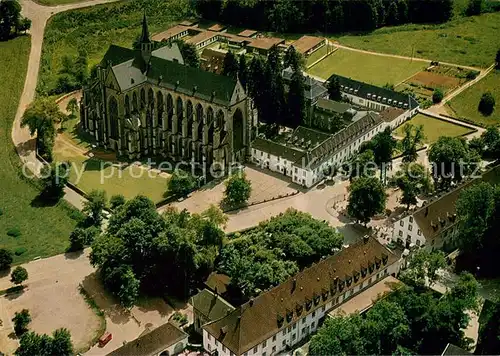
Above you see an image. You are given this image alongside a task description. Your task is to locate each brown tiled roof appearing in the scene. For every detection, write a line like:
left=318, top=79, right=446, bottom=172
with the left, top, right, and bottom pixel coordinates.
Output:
left=205, top=272, right=231, bottom=295
left=108, top=322, right=187, bottom=356
left=248, top=36, right=285, bottom=50
left=379, top=107, right=405, bottom=123
left=203, top=237, right=399, bottom=355
left=179, top=20, right=196, bottom=26
left=152, top=25, right=188, bottom=42
left=291, top=35, right=325, bottom=54
left=191, top=289, right=235, bottom=321
left=238, top=29, right=257, bottom=37
left=219, top=33, right=249, bottom=44
left=208, top=24, right=226, bottom=32
left=413, top=165, right=500, bottom=241
left=186, top=31, right=219, bottom=45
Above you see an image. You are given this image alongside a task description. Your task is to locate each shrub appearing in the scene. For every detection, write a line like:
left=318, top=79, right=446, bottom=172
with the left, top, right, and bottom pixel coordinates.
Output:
left=167, top=169, right=197, bottom=196
left=7, top=227, right=21, bottom=238
left=479, top=92, right=496, bottom=116
left=11, top=266, right=28, bottom=285
left=14, top=247, right=27, bottom=256
left=466, top=70, right=479, bottom=80
left=0, top=208, right=3, bottom=216
left=0, top=249, right=13, bottom=270
left=109, top=194, right=126, bottom=210
left=12, top=309, right=31, bottom=336
left=432, top=88, right=444, bottom=103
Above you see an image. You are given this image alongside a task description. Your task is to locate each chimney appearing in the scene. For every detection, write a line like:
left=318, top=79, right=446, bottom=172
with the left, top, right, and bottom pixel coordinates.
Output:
left=249, top=298, right=254, bottom=307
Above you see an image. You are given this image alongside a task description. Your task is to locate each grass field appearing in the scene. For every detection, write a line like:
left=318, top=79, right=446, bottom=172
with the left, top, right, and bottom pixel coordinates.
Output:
left=38, top=0, right=192, bottom=94
left=34, top=0, right=84, bottom=5
left=306, top=45, right=330, bottom=67
left=447, top=70, right=500, bottom=127
left=307, top=48, right=428, bottom=85
left=336, top=12, right=500, bottom=68
left=394, top=113, right=474, bottom=143
left=0, top=37, right=77, bottom=264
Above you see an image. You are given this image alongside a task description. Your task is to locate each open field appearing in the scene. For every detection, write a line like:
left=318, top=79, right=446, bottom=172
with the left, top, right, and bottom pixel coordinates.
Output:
left=447, top=70, right=500, bottom=127
left=0, top=251, right=101, bottom=354
left=0, top=36, right=77, bottom=264
left=307, top=48, right=428, bottom=85
left=394, top=113, right=474, bottom=143
left=306, top=44, right=331, bottom=67
left=38, top=0, right=192, bottom=94
left=34, top=0, right=84, bottom=5
left=337, top=12, right=500, bottom=68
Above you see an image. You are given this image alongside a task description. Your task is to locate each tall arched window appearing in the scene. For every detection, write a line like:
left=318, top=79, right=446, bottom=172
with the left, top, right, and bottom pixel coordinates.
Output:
left=125, top=94, right=130, bottom=117
left=148, top=88, right=154, bottom=108
left=109, top=96, right=119, bottom=139
left=196, top=104, right=204, bottom=142
left=186, top=101, right=193, bottom=137
left=166, top=94, right=173, bottom=130
left=216, top=110, right=224, bottom=130
left=140, top=88, right=146, bottom=109
left=176, top=97, right=183, bottom=134
left=157, top=91, right=164, bottom=127
left=132, top=92, right=138, bottom=112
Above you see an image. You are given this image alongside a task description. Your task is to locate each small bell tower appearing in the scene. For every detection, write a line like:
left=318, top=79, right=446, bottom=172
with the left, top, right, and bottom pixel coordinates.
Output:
left=140, top=10, right=152, bottom=64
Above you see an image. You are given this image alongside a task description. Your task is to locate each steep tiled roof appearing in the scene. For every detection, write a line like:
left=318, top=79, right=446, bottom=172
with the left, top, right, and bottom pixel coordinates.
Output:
left=100, top=45, right=136, bottom=67
left=248, top=36, right=285, bottom=50
left=152, top=25, right=188, bottom=42
left=191, top=289, right=235, bottom=321
left=283, top=68, right=327, bottom=101
left=252, top=137, right=304, bottom=163
left=203, top=237, right=399, bottom=355
left=331, top=75, right=419, bottom=110
left=186, top=31, right=218, bottom=45
left=238, top=29, right=257, bottom=37
left=208, top=23, right=226, bottom=32
left=291, top=35, right=325, bottom=54
left=108, top=322, right=187, bottom=356
left=316, top=98, right=353, bottom=114
left=412, top=165, right=500, bottom=240
left=441, top=343, right=472, bottom=356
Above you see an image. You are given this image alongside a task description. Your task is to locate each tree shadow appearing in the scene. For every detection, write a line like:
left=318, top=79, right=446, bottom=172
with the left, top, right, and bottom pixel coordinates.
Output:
left=4, top=288, right=25, bottom=301
left=8, top=332, right=18, bottom=340
left=30, top=192, right=61, bottom=208
left=0, top=268, right=11, bottom=278
left=64, top=249, right=84, bottom=260
left=14, top=138, right=36, bottom=157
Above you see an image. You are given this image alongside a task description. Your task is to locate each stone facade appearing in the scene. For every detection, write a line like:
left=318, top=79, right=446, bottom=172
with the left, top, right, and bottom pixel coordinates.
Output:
left=80, top=15, right=251, bottom=173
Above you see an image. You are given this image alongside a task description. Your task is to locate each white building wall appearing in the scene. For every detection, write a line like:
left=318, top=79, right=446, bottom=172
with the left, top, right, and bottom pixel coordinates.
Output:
left=391, top=214, right=425, bottom=247
left=203, top=262, right=402, bottom=356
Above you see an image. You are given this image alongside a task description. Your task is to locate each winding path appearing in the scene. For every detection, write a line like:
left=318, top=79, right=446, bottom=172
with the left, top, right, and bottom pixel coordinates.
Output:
left=12, top=0, right=120, bottom=209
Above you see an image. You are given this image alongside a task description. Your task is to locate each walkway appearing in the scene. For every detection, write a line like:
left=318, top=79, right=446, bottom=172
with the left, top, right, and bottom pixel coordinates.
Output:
left=12, top=0, right=120, bottom=209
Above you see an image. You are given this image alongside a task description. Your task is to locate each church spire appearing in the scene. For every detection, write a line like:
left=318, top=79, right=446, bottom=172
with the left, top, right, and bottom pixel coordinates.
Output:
left=140, top=10, right=151, bottom=44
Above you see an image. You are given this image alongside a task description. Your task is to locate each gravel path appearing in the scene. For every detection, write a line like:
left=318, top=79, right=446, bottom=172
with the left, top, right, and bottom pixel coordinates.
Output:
left=12, top=0, right=120, bottom=209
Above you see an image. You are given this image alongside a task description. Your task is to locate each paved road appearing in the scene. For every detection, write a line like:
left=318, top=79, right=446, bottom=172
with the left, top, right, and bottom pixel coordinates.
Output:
left=12, top=0, right=120, bottom=209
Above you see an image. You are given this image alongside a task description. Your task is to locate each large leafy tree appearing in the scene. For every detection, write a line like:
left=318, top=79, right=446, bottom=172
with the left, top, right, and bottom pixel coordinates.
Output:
left=238, top=55, right=248, bottom=89
left=262, top=45, right=285, bottom=125
left=11, top=266, right=28, bottom=285
left=400, top=249, right=446, bottom=288
left=82, top=190, right=107, bottom=227
left=287, top=69, right=306, bottom=128
left=310, top=314, right=366, bottom=355
left=224, top=170, right=252, bottom=206
left=175, top=40, right=199, bottom=67
left=428, top=136, right=480, bottom=188
left=401, top=123, right=425, bottom=163
left=21, top=98, right=63, bottom=161
left=222, top=50, right=239, bottom=79
left=496, top=48, right=500, bottom=69
left=327, top=76, right=342, bottom=101
left=40, top=162, right=70, bottom=200
left=391, top=162, right=433, bottom=209
left=167, top=169, right=197, bottom=196
left=0, top=248, right=13, bottom=270
left=0, top=0, right=21, bottom=40
left=362, top=127, right=398, bottom=181
left=15, top=328, right=73, bottom=356
left=476, top=300, right=500, bottom=355
left=347, top=177, right=387, bottom=225
left=478, top=92, right=495, bottom=116
left=348, top=149, right=377, bottom=180
left=12, top=309, right=31, bottom=336
left=283, top=45, right=303, bottom=71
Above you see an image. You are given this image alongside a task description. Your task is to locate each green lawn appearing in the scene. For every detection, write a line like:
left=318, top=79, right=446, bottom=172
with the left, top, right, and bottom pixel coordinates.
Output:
left=394, top=113, right=474, bottom=143
left=0, top=37, right=77, bottom=264
left=34, top=0, right=84, bottom=5
left=307, top=48, right=428, bottom=85
left=306, top=44, right=330, bottom=67
left=38, top=0, right=192, bottom=95
left=447, top=70, right=500, bottom=127
left=336, top=12, right=500, bottom=68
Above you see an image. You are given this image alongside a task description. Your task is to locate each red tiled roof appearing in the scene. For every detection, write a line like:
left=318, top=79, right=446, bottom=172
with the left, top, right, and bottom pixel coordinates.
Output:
left=152, top=25, right=188, bottom=42
left=203, top=237, right=399, bottom=355
left=186, top=31, right=218, bottom=45
left=208, top=24, right=226, bottom=32
left=238, top=29, right=258, bottom=37
left=248, top=36, right=285, bottom=50
left=291, top=35, right=325, bottom=54
left=379, top=107, right=405, bottom=123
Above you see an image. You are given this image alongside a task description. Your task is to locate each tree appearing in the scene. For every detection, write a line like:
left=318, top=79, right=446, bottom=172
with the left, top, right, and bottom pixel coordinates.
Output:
left=16, top=17, right=31, bottom=34
left=0, top=0, right=21, bottom=40
left=480, top=126, right=500, bottom=159
left=0, top=248, right=13, bottom=270
left=476, top=300, right=500, bottom=355
left=11, top=266, right=28, bottom=285
left=12, top=309, right=31, bottom=336
left=386, top=0, right=400, bottom=25
left=109, top=194, right=126, bottom=210
left=400, top=249, right=446, bottom=288
left=401, top=124, right=425, bottom=163
left=21, top=98, right=62, bottom=160
left=222, top=51, right=239, bottom=79
left=50, top=328, right=73, bottom=356
left=40, top=162, right=70, bottom=200
left=238, top=55, right=248, bottom=89
left=284, top=45, right=303, bottom=71
left=287, top=69, right=306, bottom=128
left=465, top=0, right=483, bottom=16
left=82, top=190, right=107, bottom=227
left=201, top=204, right=228, bottom=228
left=348, top=149, right=377, bottom=180
left=478, top=92, right=495, bottom=116
left=496, top=48, right=500, bottom=69
left=65, top=98, right=78, bottom=120
left=347, top=177, right=387, bottom=225
left=428, top=136, right=480, bottom=188
left=262, top=45, right=285, bottom=125
left=113, top=265, right=140, bottom=308
left=168, top=169, right=197, bottom=196
left=15, top=328, right=73, bottom=356
left=69, top=226, right=99, bottom=251
left=391, top=163, right=433, bottom=209
left=432, top=88, right=444, bottom=103
left=363, top=127, right=398, bottom=181
left=175, top=40, right=199, bottom=67
left=327, top=76, right=342, bottom=101
left=224, top=170, right=252, bottom=206
left=309, top=314, right=366, bottom=355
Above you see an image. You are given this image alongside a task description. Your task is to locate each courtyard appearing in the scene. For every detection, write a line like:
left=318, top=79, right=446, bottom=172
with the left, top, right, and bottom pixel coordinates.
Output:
left=0, top=251, right=100, bottom=354
left=307, top=47, right=428, bottom=86
left=394, top=113, right=475, bottom=144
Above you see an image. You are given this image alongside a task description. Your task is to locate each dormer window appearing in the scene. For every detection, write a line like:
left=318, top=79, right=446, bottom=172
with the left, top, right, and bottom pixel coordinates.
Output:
left=296, top=304, right=303, bottom=316
left=305, top=299, right=312, bottom=311
left=322, top=290, right=329, bottom=301
left=286, top=310, right=293, bottom=323
left=277, top=314, right=284, bottom=327
left=314, top=294, right=320, bottom=306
